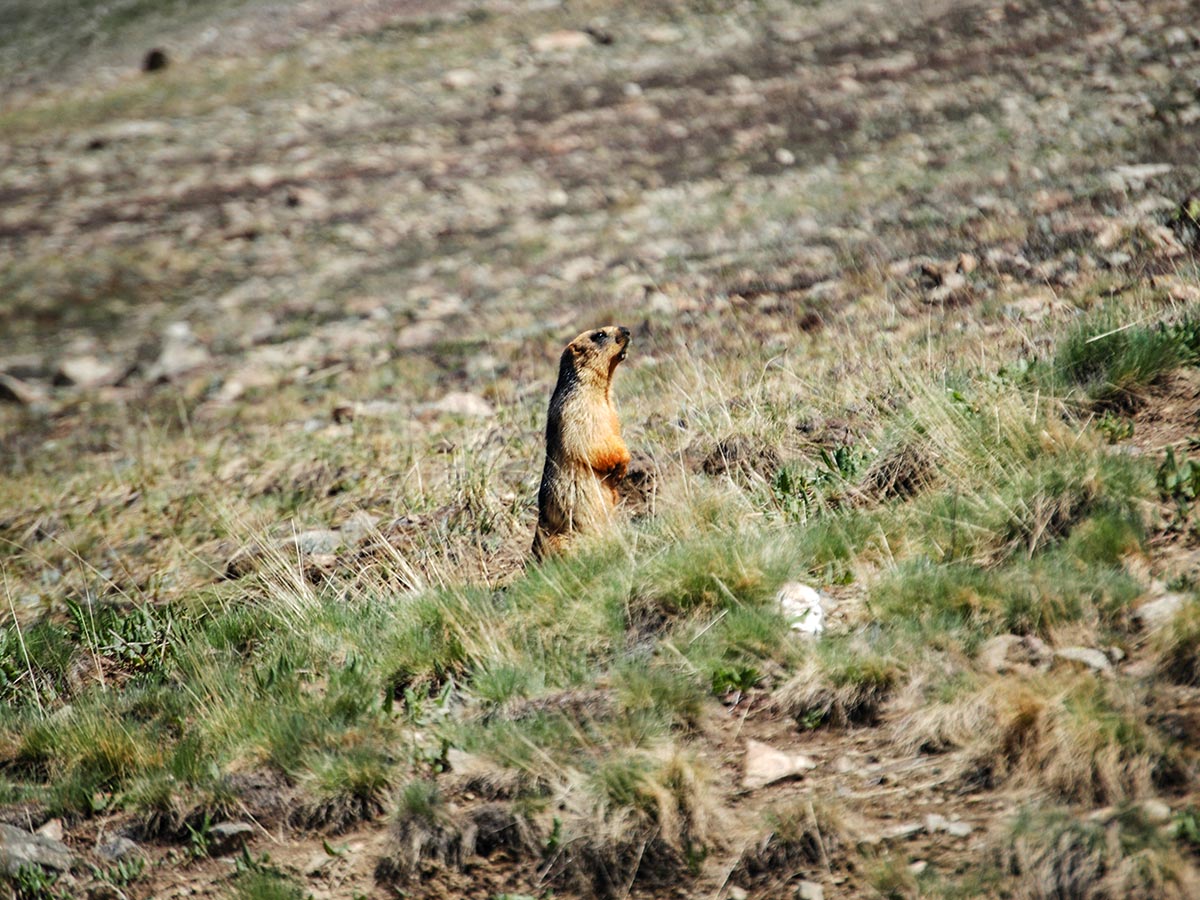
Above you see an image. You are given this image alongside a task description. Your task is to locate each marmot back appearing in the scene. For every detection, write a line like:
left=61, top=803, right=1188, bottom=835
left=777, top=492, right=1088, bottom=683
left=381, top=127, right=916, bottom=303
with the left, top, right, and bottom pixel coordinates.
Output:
left=531, top=325, right=631, bottom=560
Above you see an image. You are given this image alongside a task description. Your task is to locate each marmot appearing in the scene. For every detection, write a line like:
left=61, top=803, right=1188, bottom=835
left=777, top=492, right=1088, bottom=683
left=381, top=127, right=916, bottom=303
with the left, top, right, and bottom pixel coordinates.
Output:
left=531, top=325, right=632, bottom=560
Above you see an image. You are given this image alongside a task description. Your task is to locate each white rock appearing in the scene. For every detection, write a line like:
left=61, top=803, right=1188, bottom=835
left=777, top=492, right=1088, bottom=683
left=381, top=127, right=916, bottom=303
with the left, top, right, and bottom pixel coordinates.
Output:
left=742, top=739, right=816, bottom=790
left=441, top=68, right=477, bottom=90
left=532, top=30, right=591, bottom=53
left=643, top=25, right=683, bottom=43
left=776, top=582, right=825, bottom=636
left=1109, top=163, right=1173, bottom=191
left=1133, top=594, right=1188, bottom=631
left=56, top=355, right=122, bottom=388
left=797, top=881, right=824, bottom=900
left=1140, top=799, right=1172, bottom=824
left=1054, top=646, right=1113, bottom=674
left=775, top=148, right=796, bottom=166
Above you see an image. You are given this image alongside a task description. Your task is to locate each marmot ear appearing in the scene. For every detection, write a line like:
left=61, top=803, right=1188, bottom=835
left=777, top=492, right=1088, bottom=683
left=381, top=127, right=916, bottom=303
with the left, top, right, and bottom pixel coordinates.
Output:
left=569, top=342, right=584, bottom=355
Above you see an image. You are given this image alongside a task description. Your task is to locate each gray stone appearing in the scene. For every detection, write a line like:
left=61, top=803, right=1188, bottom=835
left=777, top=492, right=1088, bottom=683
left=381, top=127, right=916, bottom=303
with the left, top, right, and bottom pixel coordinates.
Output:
left=207, top=821, right=253, bottom=855
left=1054, top=646, right=1113, bottom=674
left=0, top=822, right=74, bottom=876
left=96, top=836, right=142, bottom=862
left=282, top=529, right=343, bottom=555
left=796, top=881, right=824, bottom=900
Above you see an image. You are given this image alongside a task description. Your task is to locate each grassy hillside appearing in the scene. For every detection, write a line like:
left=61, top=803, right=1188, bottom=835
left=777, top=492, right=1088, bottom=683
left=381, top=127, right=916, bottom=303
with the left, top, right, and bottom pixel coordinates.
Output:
left=2, top=0, right=1200, bottom=898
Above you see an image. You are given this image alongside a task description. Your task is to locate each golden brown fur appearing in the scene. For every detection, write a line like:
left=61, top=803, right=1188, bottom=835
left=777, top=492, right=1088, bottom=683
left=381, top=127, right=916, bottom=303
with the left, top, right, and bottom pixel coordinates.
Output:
left=531, top=325, right=631, bottom=560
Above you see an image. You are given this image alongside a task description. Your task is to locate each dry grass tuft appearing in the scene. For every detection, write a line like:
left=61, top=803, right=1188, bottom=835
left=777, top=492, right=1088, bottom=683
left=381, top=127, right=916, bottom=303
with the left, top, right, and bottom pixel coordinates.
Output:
left=775, top=644, right=901, bottom=728
left=997, top=804, right=1199, bottom=900
left=732, top=797, right=852, bottom=883
left=898, top=674, right=1178, bottom=803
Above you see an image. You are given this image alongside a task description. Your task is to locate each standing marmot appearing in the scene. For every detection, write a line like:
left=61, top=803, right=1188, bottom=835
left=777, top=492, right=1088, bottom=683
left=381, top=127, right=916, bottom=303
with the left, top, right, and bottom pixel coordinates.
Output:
left=531, top=325, right=632, bottom=560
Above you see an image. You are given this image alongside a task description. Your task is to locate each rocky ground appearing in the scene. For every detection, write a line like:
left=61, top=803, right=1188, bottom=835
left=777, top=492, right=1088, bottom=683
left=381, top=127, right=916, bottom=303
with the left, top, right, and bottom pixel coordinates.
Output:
left=2, top=0, right=1200, bottom=898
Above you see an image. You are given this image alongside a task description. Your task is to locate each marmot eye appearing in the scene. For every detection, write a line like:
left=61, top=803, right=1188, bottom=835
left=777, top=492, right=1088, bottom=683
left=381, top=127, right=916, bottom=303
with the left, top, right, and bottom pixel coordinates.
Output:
left=591, top=331, right=606, bottom=343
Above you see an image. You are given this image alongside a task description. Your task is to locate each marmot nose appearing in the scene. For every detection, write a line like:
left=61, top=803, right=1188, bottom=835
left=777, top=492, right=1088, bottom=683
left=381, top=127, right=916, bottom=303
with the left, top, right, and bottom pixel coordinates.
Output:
left=617, top=326, right=631, bottom=341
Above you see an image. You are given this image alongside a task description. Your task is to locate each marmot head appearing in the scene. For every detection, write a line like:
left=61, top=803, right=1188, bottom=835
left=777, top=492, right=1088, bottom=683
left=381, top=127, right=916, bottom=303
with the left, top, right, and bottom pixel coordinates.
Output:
left=561, top=325, right=631, bottom=389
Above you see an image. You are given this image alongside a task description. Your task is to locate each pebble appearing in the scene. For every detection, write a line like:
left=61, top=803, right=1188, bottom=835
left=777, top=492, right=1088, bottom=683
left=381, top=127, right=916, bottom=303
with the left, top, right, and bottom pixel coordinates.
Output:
left=796, top=881, right=824, bottom=900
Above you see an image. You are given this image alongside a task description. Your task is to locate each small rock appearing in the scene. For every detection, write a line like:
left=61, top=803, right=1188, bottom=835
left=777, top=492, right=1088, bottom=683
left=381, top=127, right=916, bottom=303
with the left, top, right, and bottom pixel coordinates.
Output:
left=1000, top=289, right=1062, bottom=322
left=1054, top=646, right=1113, bottom=674
left=775, top=148, right=796, bottom=166
left=531, top=30, right=592, bottom=53
left=146, top=322, right=210, bottom=382
left=282, top=529, right=344, bottom=555
left=35, top=819, right=63, bottom=842
left=643, top=24, right=683, bottom=43
left=909, top=861, right=928, bottom=876
left=0, top=822, right=74, bottom=876
left=796, top=881, right=824, bottom=900
left=441, top=68, right=477, bottom=90
left=880, top=822, right=924, bottom=841
left=1140, top=799, right=1172, bottom=824
left=55, top=356, right=122, bottom=388
left=421, top=391, right=495, bottom=419
left=728, top=887, right=748, bottom=900
left=956, top=253, right=978, bottom=274
left=940, top=272, right=968, bottom=292
left=742, top=739, right=816, bottom=791
left=96, top=836, right=142, bottom=862
left=1108, top=163, right=1173, bottom=191
left=207, top=821, right=253, bottom=856
left=776, top=582, right=825, bottom=636
left=0, top=373, right=47, bottom=406
left=1133, top=594, right=1188, bottom=631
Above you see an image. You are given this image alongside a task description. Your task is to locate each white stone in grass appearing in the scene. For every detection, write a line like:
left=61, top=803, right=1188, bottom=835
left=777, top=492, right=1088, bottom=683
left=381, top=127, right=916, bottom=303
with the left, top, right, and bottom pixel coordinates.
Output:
left=1133, top=593, right=1188, bottom=631
left=1054, top=646, right=1114, bottom=674
left=742, top=739, right=816, bottom=790
left=776, top=582, right=825, bottom=636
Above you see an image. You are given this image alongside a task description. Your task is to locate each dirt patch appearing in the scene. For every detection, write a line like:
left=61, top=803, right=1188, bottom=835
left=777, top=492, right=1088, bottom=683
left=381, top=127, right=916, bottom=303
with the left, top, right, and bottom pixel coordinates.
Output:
left=1127, top=368, right=1200, bottom=456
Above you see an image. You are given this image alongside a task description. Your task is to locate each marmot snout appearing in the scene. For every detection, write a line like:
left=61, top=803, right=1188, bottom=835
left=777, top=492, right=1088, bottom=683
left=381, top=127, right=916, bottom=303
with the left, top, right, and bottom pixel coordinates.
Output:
left=531, top=325, right=632, bottom=560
